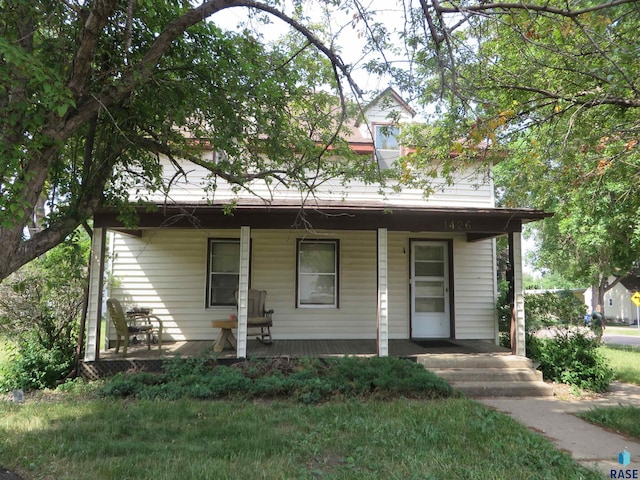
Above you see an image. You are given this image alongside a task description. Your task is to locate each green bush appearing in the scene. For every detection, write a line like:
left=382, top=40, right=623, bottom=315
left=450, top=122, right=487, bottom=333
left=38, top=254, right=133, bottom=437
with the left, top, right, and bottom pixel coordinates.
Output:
left=0, top=229, right=89, bottom=391
left=98, top=356, right=453, bottom=403
left=527, top=331, right=613, bottom=392
left=525, top=291, right=586, bottom=330
left=0, top=332, right=74, bottom=391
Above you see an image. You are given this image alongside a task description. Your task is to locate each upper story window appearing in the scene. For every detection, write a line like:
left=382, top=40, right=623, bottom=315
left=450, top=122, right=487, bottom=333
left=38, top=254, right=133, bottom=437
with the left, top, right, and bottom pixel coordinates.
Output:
left=374, top=124, right=400, bottom=170
left=207, top=239, right=240, bottom=307
left=375, top=124, right=400, bottom=151
left=297, top=239, right=339, bottom=308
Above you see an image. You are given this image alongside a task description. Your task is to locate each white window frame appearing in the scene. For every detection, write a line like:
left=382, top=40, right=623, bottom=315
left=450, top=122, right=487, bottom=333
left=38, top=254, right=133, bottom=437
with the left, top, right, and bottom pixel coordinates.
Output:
left=374, top=124, right=400, bottom=152
left=296, top=239, right=339, bottom=309
left=206, top=238, right=241, bottom=307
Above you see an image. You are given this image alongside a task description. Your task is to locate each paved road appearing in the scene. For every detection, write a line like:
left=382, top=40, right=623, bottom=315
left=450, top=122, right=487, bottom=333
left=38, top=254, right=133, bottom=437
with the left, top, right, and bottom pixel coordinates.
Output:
left=603, top=334, right=640, bottom=346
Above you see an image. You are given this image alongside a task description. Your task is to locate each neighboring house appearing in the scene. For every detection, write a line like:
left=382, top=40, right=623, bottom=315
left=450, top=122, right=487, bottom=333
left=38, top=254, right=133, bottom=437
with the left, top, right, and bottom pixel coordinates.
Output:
left=84, top=88, right=549, bottom=361
left=584, top=275, right=640, bottom=324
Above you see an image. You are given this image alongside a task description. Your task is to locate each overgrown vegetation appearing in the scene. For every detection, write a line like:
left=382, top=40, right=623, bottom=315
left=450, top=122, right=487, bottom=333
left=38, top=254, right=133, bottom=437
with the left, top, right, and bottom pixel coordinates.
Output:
left=0, top=394, right=602, bottom=480
left=527, top=332, right=613, bottom=392
left=0, top=230, right=89, bottom=392
left=99, top=356, right=453, bottom=404
left=578, top=406, right=640, bottom=441
left=497, top=284, right=612, bottom=392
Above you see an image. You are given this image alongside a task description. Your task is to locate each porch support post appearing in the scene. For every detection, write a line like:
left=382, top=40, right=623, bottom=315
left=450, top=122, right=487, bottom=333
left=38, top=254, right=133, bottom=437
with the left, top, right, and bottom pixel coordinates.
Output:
left=509, top=231, right=526, bottom=357
left=236, top=226, right=251, bottom=358
left=84, top=227, right=106, bottom=361
left=377, top=228, right=389, bottom=357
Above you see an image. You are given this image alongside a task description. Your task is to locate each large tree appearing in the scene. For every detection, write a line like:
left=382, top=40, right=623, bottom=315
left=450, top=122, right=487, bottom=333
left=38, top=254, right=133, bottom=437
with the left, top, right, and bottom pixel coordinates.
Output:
left=0, top=0, right=370, bottom=283
left=347, top=0, right=640, bottom=307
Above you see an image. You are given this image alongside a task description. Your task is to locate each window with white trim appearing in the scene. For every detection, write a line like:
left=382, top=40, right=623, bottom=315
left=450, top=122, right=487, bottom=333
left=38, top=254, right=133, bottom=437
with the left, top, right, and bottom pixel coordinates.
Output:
left=207, top=239, right=240, bottom=306
left=297, top=240, right=339, bottom=308
left=375, top=124, right=400, bottom=151
left=374, top=124, right=400, bottom=169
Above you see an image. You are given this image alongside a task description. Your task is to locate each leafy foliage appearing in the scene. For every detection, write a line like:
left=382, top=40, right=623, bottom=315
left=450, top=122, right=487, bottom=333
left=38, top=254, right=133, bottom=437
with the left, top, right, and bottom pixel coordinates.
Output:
left=350, top=0, right=640, bottom=296
left=496, top=282, right=587, bottom=333
left=527, top=331, right=613, bottom=392
left=0, top=1, right=365, bottom=281
left=524, top=291, right=588, bottom=331
left=99, top=356, right=453, bottom=403
left=0, top=229, right=89, bottom=391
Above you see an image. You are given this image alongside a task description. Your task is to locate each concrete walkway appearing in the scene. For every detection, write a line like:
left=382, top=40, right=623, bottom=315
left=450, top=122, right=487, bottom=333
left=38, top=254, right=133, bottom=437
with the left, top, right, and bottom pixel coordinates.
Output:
left=480, top=382, right=640, bottom=477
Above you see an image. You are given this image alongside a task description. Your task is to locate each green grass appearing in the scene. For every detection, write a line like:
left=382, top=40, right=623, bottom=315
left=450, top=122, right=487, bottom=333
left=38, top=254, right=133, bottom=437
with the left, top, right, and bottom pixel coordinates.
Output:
left=0, top=395, right=602, bottom=480
left=605, top=326, right=640, bottom=336
left=600, top=345, right=640, bottom=385
left=578, top=406, right=640, bottom=441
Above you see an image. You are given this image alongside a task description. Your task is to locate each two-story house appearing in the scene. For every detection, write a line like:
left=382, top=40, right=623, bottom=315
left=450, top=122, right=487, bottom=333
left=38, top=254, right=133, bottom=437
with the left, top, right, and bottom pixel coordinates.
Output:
left=83, top=88, right=548, bottom=364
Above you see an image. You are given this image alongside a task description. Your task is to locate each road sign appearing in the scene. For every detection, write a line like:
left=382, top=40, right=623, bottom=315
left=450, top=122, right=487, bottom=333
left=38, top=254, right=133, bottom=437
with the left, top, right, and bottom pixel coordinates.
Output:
left=632, top=291, right=640, bottom=307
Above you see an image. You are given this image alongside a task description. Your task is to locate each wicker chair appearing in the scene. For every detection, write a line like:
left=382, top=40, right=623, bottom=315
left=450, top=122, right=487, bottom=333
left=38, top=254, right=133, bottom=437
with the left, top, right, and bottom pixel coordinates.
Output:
left=236, top=289, right=273, bottom=344
left=106, top=298, right=162, bottom=356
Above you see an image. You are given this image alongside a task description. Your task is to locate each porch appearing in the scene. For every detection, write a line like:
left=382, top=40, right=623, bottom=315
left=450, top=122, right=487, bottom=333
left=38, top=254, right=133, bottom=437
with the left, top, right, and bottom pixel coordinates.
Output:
left=79, top=338, right=511, bottom=380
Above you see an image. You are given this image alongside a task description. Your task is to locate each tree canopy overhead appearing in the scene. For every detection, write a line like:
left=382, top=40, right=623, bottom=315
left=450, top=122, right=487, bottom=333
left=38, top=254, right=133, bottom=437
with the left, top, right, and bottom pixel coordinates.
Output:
left=0, top=0, right=377, bottom=283
left=347, top=0, right=640, bottom=301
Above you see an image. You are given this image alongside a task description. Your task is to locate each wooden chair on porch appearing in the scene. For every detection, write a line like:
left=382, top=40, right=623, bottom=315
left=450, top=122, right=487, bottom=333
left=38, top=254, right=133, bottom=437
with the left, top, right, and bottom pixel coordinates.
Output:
left=106, top=298, right=162, bottom=356
left=236, top=289, right=274, bottom=344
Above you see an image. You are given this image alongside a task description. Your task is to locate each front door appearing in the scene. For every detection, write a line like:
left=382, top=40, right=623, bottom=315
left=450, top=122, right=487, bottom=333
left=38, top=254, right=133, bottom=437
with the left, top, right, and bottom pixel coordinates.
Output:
left=411, top=241, right=451, bottom=338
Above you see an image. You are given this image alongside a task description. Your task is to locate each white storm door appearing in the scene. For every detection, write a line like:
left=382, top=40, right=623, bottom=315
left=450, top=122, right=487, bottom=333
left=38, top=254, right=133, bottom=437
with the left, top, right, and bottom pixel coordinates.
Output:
left=411, top=241, right=451, bottom=338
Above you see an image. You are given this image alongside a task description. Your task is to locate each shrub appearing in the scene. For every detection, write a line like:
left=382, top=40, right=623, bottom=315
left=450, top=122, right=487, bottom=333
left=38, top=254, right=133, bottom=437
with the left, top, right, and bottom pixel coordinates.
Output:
left=527, top=330, right=613, bottom=392
left=0, top=332, right=74, bottom=391
left=0, top=229, right=89, bottom=391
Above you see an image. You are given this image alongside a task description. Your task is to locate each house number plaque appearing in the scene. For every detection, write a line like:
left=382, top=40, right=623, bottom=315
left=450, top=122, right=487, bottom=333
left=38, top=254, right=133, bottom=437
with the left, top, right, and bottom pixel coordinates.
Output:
left=443, top=220, right=472, bottom=231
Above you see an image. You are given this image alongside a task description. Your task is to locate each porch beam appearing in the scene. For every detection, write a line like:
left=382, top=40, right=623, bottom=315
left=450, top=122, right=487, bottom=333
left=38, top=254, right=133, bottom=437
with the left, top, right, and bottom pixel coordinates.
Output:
left=509, top=232, right=526, bottom=357
left=236, top=226, right=251, bottom=358
left=84, top=227, right=106, bottom=361
left=95, top=206, right=545, bottom=234
left=377, top=228, right=389, bottom=357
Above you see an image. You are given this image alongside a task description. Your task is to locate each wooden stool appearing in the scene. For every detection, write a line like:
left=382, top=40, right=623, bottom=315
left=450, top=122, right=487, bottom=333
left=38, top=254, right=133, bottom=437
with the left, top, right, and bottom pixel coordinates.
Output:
left=211, top=320, right=237, bottom=352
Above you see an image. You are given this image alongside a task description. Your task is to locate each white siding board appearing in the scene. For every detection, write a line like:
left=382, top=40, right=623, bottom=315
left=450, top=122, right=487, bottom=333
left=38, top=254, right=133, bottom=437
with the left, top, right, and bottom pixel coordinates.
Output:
left=107, top=227, right=498, bottom=344
left=136, top=156, right=494, bottom=209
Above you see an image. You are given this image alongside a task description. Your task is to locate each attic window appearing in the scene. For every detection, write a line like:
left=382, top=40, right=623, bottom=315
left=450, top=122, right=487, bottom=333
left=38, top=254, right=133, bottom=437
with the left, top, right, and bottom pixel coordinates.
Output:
left=374, top=125, right=400, bottom=169
left=375, top=125, right=400, bottom=151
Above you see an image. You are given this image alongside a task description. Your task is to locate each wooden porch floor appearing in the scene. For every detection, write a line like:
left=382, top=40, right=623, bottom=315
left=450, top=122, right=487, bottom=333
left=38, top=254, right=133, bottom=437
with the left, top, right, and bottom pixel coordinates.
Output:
left=97, top=338, right=510, bottom=361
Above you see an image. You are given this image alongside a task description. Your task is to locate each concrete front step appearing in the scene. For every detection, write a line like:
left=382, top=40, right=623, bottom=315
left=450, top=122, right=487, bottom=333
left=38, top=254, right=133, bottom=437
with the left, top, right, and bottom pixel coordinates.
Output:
left=416, top=353, right=553, bottom=397
left=431, top=367, right=543, bottom=383
left=450, top=381, right=554, bottom=398
left=417, top=353, right=534, bottom=369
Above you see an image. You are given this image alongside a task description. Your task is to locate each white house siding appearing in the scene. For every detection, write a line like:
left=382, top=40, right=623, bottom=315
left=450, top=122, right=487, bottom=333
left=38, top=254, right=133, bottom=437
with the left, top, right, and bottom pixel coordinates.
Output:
left=107, top=228, right=497, bottom=344
left=452, top=237, right=497, bottom=340
left=139, top=156, right=495, bottom=209
left=584, top=280, right=639, bottom=324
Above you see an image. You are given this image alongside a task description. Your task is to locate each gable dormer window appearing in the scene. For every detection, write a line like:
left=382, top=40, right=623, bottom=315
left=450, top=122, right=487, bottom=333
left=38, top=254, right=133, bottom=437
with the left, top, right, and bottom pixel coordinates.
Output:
left=375, top=124, right=400, bottom=151
left=374, top=124, right=400, bottom=169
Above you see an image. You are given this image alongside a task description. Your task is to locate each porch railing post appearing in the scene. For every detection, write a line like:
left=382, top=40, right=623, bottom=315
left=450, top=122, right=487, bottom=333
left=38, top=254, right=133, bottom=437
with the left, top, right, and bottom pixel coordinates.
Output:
left=377, top=228, right=389, bottom=357
left=509, top=231, right=526, bottom=357
left=236, top=226, right=251, bottom=358
left=84, top=227, right=106, bottom=361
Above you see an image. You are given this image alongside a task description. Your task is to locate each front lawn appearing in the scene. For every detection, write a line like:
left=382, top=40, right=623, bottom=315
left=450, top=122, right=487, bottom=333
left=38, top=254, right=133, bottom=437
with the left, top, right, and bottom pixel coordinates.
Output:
left=0, top=395, right=602, bottom=480
left=600, top=345, right=640, bottom=385
left=578, top=406, right=640, bottom=441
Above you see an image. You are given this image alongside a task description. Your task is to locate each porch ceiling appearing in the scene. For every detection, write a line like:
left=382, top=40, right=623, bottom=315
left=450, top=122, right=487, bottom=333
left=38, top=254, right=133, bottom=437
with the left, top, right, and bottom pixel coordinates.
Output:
left=94, top=200, right=552, bottom=239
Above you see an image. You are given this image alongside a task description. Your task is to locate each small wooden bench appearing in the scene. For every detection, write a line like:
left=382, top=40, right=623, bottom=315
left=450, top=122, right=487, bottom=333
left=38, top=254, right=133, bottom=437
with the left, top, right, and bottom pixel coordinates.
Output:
left=211, top=316, right=274, bottom=352
left=211, top=320, right=238, bottom=352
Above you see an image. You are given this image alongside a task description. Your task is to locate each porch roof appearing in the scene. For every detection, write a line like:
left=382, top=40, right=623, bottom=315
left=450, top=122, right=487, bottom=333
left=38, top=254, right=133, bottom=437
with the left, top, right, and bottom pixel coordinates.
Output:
left=94, top=200, right=552, bottom=241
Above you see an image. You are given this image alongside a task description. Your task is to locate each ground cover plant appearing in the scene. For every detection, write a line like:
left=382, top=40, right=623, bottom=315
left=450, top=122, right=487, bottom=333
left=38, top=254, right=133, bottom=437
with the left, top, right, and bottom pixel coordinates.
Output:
left=0, top=392, right=603, bottom=480
left=600, top=345, right=640, bottom=385
left=99, top=356, right=453, bottom=403
left=578, top=406, right=640, bottom=441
